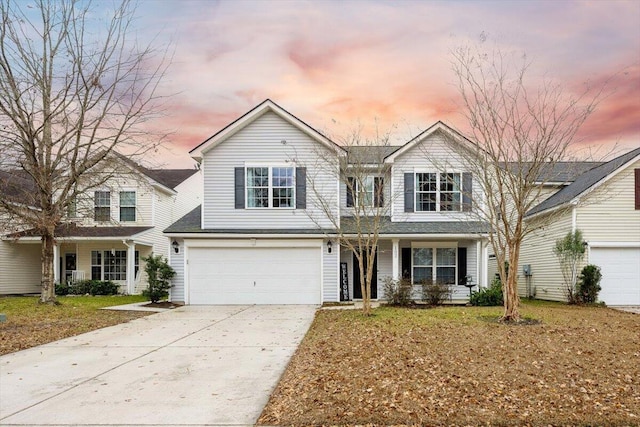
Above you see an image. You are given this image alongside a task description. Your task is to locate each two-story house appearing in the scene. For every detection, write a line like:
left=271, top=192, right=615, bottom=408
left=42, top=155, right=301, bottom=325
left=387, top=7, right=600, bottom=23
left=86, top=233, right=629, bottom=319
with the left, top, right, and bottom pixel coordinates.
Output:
left=164, top=100, right=491, bottom=305
left=517, top=147, right=640, bottom=305
left=0, top=157, right=201, bottom=295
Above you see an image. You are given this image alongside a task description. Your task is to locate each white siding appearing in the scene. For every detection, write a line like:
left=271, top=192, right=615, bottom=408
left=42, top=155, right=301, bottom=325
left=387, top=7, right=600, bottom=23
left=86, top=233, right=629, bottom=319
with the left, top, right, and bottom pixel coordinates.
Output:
left=202, top=111, right=338, bottom=229
left=519, top=212, right=573, bottom=301
left=322, top=239, right=339, bottom=302
left=391, top=131, right=484, bottom=222
left=169, top=238, right=185, bottom=303
left=173, top=170, right=203, bottom=220
left=0, top=241, right=41, bottom=294
left=577, top=159, right=640, bottom=244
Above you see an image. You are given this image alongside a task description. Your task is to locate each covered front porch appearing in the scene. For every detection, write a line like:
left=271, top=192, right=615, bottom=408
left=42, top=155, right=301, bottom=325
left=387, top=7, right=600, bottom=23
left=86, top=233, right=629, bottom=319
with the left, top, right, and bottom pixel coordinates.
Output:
left=338, top=218, right=490, bottom=303
left=10, top=224, right=155, bottom=295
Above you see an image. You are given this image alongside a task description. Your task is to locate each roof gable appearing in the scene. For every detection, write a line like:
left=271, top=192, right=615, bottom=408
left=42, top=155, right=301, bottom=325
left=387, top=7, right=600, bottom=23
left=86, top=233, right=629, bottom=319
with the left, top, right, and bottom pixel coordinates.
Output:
left=189, top=99, right=344, bottom=161
left=526, top=147, right=640, bottom=218
left=384, top=121, right=477, bottom=163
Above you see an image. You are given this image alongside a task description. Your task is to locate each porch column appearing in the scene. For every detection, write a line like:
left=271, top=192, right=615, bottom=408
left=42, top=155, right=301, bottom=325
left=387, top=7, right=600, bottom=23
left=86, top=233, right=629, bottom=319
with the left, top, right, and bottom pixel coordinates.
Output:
left=391, top=239, right=400, bottom=280
left=476, top=240, right=482, bottom=289
left=482, top=241, right=489, bottom=288
left=53, top=242, right=60, bottom=284
left=126, top=242, right=136, bottom=295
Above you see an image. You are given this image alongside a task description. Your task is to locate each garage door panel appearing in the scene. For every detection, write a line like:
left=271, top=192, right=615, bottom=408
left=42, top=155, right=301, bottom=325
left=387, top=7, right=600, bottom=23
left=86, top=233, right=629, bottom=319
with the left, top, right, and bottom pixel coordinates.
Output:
left=590, top=247, right=640, bottom=306
left=188, top=246, right=321, bottom=305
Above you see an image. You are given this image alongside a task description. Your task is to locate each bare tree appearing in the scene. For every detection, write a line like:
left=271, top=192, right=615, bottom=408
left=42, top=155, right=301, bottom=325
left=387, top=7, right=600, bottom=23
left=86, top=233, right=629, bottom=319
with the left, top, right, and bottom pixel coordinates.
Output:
left=306, top=129, right=394, bottom=316
left=451, top=46, right=601, bottom=321
left=0, top=0, right=170, bottom=303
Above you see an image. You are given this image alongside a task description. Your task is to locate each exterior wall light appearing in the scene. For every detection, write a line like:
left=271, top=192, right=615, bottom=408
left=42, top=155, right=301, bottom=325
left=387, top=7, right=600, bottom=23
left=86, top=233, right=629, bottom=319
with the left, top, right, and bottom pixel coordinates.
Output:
left=327, top=240, right=333, bottom=254
left=172, top=240, right=180, bottom=254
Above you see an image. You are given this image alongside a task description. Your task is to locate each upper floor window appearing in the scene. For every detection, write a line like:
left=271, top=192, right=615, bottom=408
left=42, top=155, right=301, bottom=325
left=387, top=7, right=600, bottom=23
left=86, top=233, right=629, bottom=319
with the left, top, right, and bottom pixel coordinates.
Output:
left=415, top=172, right=462, bottom=212
left=347, top=176, right=384, bottom=208
left=246, top=166, right=294, bottom=208
left=94, top=191, right=110, bottom=221
left=119, top=191, right=136, bottom=222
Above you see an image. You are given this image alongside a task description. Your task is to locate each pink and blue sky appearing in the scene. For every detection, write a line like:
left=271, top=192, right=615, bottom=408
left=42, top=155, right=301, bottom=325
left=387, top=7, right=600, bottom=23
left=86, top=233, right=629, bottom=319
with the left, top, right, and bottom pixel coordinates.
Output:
left=139, top=0, right=640, bottom=167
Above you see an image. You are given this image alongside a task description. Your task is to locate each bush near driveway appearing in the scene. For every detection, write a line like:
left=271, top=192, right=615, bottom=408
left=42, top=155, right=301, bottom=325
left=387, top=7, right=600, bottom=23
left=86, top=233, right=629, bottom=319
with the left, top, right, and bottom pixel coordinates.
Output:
left=0, top=295, right=150, bottom=355
left=259, top=301, right=640, bottom=426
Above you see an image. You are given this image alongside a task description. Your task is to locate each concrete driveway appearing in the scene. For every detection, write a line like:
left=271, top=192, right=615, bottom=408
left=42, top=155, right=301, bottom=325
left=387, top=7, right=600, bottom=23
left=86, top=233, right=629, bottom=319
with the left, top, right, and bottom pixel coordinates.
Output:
left=0, top=305, right=317, bottom=426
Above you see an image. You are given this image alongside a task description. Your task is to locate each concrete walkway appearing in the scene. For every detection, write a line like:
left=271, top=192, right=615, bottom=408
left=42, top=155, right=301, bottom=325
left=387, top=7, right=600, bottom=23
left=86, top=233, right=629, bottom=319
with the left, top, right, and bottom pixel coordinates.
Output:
left=0, top=305, right=317, bottom=426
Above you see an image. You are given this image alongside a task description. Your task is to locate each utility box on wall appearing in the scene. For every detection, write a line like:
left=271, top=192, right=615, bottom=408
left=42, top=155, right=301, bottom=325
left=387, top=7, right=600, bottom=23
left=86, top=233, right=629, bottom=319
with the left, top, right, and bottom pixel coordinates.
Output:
left=523, top=264, right=532, bottom=277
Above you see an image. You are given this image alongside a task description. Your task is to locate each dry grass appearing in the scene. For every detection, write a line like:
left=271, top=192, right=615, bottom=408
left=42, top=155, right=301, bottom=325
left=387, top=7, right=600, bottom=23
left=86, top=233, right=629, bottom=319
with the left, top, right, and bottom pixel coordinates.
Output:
left=259, top=301, right=640, bottom=426
left=0, top=295, right=151, bottom=355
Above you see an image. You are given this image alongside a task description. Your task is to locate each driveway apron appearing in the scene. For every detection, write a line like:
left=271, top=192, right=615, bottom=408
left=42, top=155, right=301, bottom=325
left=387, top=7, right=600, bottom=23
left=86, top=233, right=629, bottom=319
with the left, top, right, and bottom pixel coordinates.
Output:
left=0, top=305, right=317, bottom=426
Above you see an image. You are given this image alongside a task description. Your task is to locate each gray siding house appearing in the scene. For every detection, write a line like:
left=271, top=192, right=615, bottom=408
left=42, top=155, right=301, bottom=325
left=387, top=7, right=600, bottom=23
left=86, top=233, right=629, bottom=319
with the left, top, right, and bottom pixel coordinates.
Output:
left=165, top=100, right=491, bottom=305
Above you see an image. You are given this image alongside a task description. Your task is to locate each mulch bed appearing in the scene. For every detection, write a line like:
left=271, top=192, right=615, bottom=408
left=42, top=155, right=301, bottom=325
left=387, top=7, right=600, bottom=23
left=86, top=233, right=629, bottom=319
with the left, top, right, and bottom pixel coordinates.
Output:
left=259, top=303, right=640, bottom=426
left=141, top=301, right=183, bottom=309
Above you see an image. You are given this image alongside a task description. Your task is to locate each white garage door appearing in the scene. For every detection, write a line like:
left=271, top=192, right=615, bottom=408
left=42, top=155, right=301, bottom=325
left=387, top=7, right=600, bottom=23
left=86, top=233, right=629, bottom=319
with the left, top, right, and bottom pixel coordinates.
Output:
left=590, top=247, right=640, bottom=305
left=188, top=246, right=321, bottom=304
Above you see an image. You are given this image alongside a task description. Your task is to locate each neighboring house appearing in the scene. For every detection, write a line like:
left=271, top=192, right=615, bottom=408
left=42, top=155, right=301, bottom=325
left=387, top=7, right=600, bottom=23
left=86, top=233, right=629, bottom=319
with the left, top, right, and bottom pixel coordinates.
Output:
left=164, top=100, right=491, bottom=305
left=517, top=147, right=640, bottom=305
left=0, top=159, right=201, bottom=295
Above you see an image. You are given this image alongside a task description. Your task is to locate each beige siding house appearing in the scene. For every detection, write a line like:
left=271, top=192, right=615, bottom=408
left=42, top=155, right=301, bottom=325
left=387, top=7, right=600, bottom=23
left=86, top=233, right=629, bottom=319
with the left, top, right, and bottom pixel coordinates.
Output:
left=0, top=161, right=199, bottom=295
left=520, top=148, right=640, bottom=305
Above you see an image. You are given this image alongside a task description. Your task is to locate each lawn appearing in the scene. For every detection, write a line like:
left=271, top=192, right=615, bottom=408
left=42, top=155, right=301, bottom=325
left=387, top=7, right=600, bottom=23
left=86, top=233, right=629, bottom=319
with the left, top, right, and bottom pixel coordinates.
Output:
left=259, top=301, right=640, bottom=426
left=0, top=295, right=151, bottom=355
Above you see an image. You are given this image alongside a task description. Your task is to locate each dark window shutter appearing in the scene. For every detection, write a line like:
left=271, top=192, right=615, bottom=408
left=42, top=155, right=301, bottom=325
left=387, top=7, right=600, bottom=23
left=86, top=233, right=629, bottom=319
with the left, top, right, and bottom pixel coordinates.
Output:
left=346, top=177, right=355, bottom=207
left=462, top=172, right=472, bottom=212
left=635, top=169, right=640, bottom=210
left=401, top=247, right=412, bottom=280
left=234, top=167, right=245, bottom=209
left=296, top=167, right=306, bottom=209
left=404, top=173, right=414, bottom=212
left=458, top=247, right=467, bottom=285
left=374, top=177, right=384, bottom=207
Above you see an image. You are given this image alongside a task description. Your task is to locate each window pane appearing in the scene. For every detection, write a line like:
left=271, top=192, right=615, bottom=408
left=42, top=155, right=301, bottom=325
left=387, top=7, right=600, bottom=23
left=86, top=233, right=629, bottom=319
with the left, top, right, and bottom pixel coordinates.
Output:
left=94, top=191, right=110, bottom=221
left=272, top=187, right=293, bottom=208
left=436, top=267, right=456, bottom=285
left=247, top=167, right=269, bottom=186
left=120, top=207, right=136, bottom=221
left=247, top=188, right=269, bottom=207
left=104, top=250, right=127, bottom=281
left=437, top=248, right=457, bottom=266
left=413, top=267, right=432, bottom=284
left=412, top=248, right=432, bottom=266
left=119, top=191, right=135, bottom=206
left=272, top=167, right=293, bottom=187
left=417, top=193, right=437, bottom=211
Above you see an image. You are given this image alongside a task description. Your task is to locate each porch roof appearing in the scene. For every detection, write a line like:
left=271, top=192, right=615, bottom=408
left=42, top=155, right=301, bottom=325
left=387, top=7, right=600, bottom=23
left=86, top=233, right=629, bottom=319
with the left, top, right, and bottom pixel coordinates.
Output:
left=7, top=223, right=153, bottom=239
left=340, top=216, right=490, bottom=236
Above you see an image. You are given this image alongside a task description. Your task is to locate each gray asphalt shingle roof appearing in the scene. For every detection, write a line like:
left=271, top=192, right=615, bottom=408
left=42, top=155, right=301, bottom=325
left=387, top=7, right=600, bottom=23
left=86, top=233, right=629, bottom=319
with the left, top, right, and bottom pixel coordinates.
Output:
left=8, top=224, right=153, bottom=239
left=526, top=147, right=640, bottom=217
left=165, top=206, right=489, bottom=236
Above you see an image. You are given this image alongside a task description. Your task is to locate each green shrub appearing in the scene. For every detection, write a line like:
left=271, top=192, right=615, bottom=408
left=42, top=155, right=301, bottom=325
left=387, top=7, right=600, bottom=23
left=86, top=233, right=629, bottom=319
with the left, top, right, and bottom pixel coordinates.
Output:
left=577, top=264, right=602, bottom=304
left=470, top=277, right=504, bottom=306
left=66, top=280, right=119, bottom=296
left=55, top=282, right=70, bottom=296
left=382, top=277, right=413, bottom=306
left=421, top=279, right=451, bottom=306
left=142, top=253, right=175, bottom=303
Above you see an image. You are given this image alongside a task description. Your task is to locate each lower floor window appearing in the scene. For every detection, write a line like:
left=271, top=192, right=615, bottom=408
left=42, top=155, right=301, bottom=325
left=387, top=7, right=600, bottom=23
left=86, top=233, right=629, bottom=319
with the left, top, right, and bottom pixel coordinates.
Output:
left=91, top=250, right=139, bottom=281
left=412, top=247, right=457, bottom=285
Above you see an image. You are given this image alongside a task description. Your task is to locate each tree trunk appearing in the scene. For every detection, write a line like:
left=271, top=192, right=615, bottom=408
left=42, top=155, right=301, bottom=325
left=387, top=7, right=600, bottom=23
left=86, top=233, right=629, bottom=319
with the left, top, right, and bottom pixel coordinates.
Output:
left=40, top=232, right=56, bottom=304
left=502, top=245, right=520, bottom=321
left=360, top=256, right=371, bottom=316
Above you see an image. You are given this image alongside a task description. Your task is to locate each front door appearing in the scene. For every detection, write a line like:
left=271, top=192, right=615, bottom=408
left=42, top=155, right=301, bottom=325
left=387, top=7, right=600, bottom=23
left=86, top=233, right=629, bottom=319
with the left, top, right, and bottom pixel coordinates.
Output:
left=353, top=250, right=377, bottom=299
left=65, top=253, right=76, bottom=283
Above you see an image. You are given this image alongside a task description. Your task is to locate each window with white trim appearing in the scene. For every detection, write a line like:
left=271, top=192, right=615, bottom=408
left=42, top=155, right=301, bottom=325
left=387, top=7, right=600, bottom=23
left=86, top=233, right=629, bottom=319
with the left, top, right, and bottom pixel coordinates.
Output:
left=412, top=246, right=457, bottom=285
left=415, top=173, right=462, bottom=212
left=94, top=191, right=110, bottom=221
left=246, top=166, right=294, bottom=208
left=119, top=191, right=136, bottom=222
left=91, top=250, right=127, bottom=281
